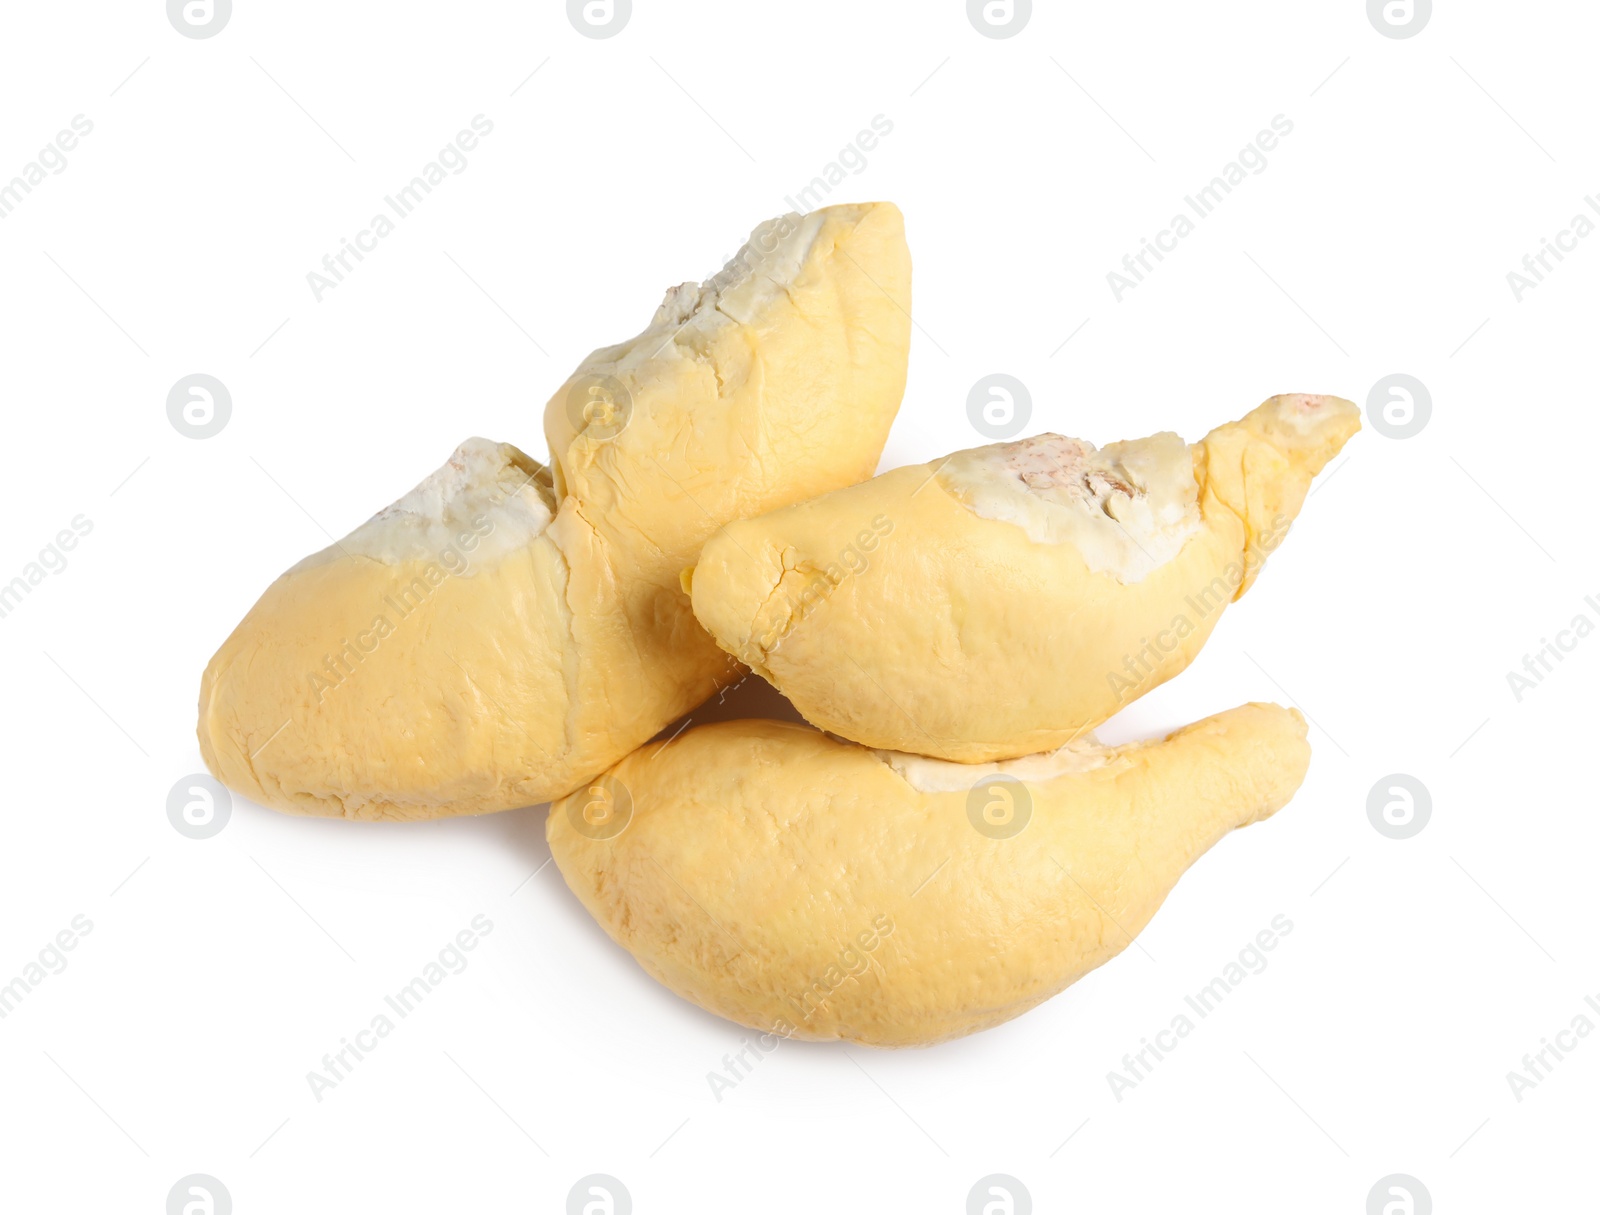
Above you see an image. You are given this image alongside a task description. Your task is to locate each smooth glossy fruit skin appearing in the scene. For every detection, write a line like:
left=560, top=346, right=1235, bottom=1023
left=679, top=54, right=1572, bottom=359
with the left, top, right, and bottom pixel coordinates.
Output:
left=549, top=703, right=1310, bottom=1047
left=198, top=203, right=912, bottom=820
left=689, top=394, right=1357, bottom=762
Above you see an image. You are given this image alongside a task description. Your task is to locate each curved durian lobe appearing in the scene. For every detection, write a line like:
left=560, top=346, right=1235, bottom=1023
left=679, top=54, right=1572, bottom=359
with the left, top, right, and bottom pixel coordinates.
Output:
left=689, top=393, right=1357, bottom=761
left=198, top=204, right=914, bottom=820
left=548, top=703, right=1311, bottom=1047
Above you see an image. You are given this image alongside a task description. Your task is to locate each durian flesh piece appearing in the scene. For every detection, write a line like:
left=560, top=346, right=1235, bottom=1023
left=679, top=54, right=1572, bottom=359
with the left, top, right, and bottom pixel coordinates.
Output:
left=688, top=394, right=1357, bottom=762
left=197, top=202, right=911, bottom=820
left=548, top=702, right=1311, bottom=1047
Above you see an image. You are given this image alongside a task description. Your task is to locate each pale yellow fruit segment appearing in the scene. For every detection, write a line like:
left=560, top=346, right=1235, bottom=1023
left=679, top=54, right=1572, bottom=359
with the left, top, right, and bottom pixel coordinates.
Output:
left=198, top=202, right=911, bottom=820
left=548, top=702, right=1311, bottom=1047
left=688, top=393, right=1358, bottom=762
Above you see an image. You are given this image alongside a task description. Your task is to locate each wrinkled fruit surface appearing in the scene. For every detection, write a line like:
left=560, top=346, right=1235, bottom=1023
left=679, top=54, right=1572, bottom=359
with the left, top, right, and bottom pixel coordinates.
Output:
left=198, top=202, right=912, bottom=819
left=689, top=393, right=1357, bottom=761
left=549, top=703, right=1310, bottom=1047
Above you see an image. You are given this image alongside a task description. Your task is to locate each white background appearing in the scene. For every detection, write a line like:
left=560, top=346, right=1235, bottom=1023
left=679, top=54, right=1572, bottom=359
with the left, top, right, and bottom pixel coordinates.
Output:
left=1, top=1, right=1595, bottom=1211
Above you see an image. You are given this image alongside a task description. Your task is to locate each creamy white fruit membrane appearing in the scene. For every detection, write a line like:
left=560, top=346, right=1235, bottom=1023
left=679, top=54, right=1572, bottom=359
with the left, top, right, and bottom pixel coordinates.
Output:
left=937, top=430, right=1202, bottom=582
